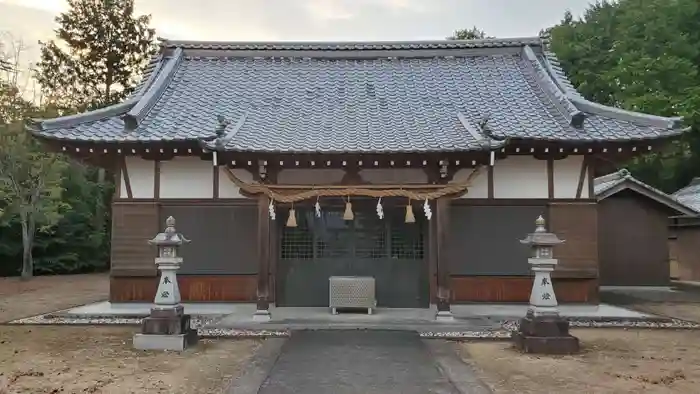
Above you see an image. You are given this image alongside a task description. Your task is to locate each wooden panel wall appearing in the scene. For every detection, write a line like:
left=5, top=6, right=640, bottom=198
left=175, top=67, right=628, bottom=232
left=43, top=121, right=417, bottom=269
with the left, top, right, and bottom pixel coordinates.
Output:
left=673, top=226, right=700, bottom=282
left=111, top=201, right=159, bottom=276
left=547, top=202, right=598, bottom=278
left=110, top=275, right=257, bottom=302
left=451, top=276, right=598, bottom=303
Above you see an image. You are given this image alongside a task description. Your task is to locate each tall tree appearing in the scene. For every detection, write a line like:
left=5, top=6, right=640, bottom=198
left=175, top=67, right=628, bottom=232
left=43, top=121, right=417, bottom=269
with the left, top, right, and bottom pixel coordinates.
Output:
left=35, top=0, right=156, bottom=112
left=0, top=120, right=68, bottom=280
left=547, top=0, right=700, bottom=192
left=34, top=0, right=156, bottom=249
left=448, top=27, right=492, bottom=40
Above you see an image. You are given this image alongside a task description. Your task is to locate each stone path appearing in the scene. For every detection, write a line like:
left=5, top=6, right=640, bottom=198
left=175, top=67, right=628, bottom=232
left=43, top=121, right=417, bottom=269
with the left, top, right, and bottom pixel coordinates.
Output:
left=230, top=330, right=490, bottom=394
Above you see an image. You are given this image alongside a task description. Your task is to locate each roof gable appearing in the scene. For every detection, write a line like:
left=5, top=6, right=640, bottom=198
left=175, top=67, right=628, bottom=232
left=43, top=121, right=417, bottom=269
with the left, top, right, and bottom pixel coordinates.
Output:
left=29, top=36, right=688, bottom=153
left=595, top=169, right=697, bottom=215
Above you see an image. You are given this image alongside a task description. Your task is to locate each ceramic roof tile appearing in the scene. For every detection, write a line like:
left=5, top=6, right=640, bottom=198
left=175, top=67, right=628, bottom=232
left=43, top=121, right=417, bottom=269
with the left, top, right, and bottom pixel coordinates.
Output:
left=29, top=37, right=688, bottom=153
left=673, top=179, right=700, bottom=212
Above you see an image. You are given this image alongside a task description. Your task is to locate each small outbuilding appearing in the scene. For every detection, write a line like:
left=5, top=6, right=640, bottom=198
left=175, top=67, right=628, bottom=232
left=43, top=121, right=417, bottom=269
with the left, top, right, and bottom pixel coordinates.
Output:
left=669, top=178, right=700, bottom=282
left=594, top=169, right=697, bottom=286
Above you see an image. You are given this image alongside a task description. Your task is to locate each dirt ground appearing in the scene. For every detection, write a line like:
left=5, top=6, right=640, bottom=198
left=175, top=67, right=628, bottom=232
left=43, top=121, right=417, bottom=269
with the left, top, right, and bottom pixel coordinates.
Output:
left=0, top=273, right=109, bottom=322
left=0, top=274, right=262, bottom=393
left=0, top=325, right=261, bottom=393
left=463, top=300, right=700, bottom=394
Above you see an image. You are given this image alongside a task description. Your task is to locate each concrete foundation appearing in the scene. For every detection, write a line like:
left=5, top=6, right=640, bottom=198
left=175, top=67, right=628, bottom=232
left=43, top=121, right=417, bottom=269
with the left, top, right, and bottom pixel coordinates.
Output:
left=133, top=330, right=198, bottom=351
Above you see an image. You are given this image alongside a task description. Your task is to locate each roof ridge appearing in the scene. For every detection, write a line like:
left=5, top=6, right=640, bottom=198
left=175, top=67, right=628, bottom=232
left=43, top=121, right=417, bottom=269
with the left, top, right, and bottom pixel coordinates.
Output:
left=521, top=45, right=584, bottom=127
left=538, top=48, right=685, bottom=130
left=159, top=37, right=543, bottom=51
left=123, top=48, right=184, bottom=130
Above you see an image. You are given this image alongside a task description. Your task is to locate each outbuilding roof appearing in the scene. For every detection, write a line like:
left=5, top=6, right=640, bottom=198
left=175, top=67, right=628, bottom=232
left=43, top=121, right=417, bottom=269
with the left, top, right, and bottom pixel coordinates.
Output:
left=673, top=178, right=700, bottom=213
left=28, top=37, right=687, bottom=154
left=594, top=169, right=697, bottom=215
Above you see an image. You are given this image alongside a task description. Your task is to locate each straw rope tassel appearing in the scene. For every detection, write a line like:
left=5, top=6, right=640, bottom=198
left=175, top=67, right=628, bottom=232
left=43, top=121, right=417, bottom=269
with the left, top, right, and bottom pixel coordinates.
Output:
left=405, top=199, right=415, bottom=223
left=286, top=205, right=297, bottom=227
left=343, top=196, right=354, bottom=221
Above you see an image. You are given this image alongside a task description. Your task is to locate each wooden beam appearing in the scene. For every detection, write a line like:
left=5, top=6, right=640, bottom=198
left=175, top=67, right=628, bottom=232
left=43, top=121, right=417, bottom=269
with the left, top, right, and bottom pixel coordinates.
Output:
left=575, top=156, right=588, bottom=199
left=587, top=158, right=595, bottom=199
left=547, top=158, right=554, bottom=199
left=114, top=160, right=122, bottom=200
left=212, top=165, right=220, bottom=199
left=153, top=160, right=161, bottom=199
left=121, top=157, right=133, bottom=199
left=435, top=197, right=451, bottom=312
left=256, top=194, right=271, bottom=311
left=487, top=165, right=494, bottom=199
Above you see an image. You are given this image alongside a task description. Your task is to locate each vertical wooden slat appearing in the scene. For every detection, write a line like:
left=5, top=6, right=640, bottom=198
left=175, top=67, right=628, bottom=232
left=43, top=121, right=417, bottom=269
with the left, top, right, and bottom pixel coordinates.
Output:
left=212, top=165, right=220, bottom=199
left=110, top=202, right=159, bottom=276
left=587, top=158, right=595, bottom=198
left=487, top=165, right=494, bottom=198
left=256, top=194, right=271, bottom=311
left=435, top=197, right=451, bottom=311
left=428, top=204, right=438, bottom=302
left=575, top=156, right=587, bottom=199
left=547, top=158, right=554, bottom=199
left=121, top=157, right=133, bottom=199
left=153, top=160, right=161, bottom=199
left=114, top=160, right=122, bottom=200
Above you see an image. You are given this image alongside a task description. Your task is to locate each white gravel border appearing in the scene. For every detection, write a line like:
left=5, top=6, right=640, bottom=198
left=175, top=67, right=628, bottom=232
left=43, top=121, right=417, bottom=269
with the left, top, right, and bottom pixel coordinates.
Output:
left=6, top=313, right=700, bottom=340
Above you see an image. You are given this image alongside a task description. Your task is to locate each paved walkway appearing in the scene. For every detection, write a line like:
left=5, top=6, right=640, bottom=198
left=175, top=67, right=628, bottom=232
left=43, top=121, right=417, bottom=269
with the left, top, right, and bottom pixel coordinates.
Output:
left=230, top=330, right=491, bottom=394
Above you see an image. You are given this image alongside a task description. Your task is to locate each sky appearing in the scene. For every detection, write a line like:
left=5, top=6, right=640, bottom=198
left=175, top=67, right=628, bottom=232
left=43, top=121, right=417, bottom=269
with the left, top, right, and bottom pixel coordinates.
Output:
left=0, top=0, right=594, bottom=67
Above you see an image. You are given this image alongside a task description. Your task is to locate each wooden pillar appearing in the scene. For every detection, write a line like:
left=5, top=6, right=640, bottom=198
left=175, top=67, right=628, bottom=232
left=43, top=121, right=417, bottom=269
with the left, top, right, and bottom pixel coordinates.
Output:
left=435, top=196, right=452, bottom=317
left=255, top=194, right=271, bottom=318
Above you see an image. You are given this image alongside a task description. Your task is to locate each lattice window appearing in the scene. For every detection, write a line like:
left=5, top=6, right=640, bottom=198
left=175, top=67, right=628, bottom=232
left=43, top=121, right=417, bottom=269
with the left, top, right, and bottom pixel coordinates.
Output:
left=280, top=210, right=314, bottom=260
left=389, top=214, right=425, bottom=260
left=354, top=214, right=387, bottom=259
left=315, top=210, right=352, bottom=258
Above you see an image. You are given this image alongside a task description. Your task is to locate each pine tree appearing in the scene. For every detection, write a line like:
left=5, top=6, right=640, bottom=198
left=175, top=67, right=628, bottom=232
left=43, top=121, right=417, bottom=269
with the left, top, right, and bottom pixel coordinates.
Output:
left=35, top=0, right=156, bottom=112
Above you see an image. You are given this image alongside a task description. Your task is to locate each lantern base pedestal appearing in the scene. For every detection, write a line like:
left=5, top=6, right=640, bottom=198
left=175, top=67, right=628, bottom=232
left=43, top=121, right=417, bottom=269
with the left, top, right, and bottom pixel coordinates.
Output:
left=133, top=305, right=198, bottom=351
left=253, top=309, right=271, bottom=322
left=512, top=314, right=579, bottom=355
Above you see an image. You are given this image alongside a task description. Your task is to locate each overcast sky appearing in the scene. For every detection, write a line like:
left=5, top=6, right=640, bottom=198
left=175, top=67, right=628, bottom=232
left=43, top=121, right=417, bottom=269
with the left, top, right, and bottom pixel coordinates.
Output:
left=0, top=0, right=594, bottom=66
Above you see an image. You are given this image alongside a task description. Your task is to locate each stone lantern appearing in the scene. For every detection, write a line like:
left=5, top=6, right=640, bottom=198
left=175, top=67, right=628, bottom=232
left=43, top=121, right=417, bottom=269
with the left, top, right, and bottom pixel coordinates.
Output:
left=133, top=216, right=198, bottom=351
left=512, top=215, right=580, bottom=354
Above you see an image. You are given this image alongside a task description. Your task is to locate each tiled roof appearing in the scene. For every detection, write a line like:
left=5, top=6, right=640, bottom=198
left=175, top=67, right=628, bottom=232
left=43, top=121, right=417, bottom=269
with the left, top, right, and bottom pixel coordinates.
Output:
left=595, top=169, right=697, bottom=215
left=673, top=178, right=700, bottom=213
left=29, top=37, right=688, bottom=153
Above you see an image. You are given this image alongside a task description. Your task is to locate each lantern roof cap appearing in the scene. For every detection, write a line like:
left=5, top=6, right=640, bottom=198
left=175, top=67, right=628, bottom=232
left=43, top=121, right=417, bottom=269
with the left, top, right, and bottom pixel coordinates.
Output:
left=520, top=215, right=565, bottom=246
left=149, top=216, right=190, bottom=246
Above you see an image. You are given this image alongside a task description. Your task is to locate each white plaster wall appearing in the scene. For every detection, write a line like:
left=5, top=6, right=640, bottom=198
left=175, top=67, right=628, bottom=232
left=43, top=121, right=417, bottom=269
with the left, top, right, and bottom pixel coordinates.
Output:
left=120, top=156, right=154, bottom=198
left=218, top=167, right=246, bottom=198
left=459, top=155, right=589, bottom=199
left=553, top=156, right=586, bottom=198
left=160, top=156, right=213, bottom=199
left=455, top=167, right=488, bottom=198
left=493, top=156, right=548, bottom=199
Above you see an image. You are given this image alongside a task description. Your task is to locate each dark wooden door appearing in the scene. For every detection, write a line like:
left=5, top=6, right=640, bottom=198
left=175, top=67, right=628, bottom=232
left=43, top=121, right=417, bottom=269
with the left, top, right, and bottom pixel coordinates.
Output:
left=276, top=206, right=428, bottom=307
left=599, top=192, right=671, bottom=286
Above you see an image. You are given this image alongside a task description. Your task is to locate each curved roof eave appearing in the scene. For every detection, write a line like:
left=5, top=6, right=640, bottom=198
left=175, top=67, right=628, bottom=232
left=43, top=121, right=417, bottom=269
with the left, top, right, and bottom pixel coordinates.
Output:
left=538, top=45, right=685, bottom=131
left=28, top=48, right=183, bottom=136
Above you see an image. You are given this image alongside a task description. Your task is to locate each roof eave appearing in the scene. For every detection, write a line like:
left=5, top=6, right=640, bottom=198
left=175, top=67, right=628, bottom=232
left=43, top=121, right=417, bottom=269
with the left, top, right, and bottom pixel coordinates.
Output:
left=28, top=98, right=139, bottom=134
left=538, top=46, right=686, bottom=131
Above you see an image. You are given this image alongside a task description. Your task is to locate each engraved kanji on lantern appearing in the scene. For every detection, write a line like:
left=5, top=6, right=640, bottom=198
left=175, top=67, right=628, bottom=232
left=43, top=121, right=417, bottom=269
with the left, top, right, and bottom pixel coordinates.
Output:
left=149, top=216, right=190, bottom=308
left=520, top=215, right=565, bottom=317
